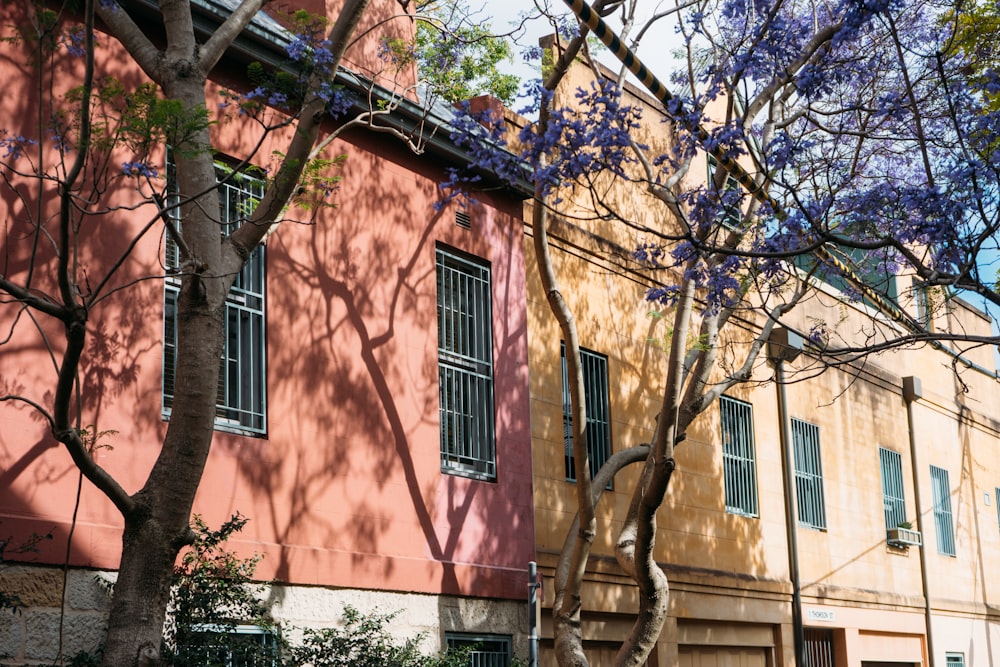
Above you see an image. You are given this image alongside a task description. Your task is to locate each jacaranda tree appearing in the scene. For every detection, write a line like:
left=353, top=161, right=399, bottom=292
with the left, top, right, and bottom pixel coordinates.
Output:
left=451, top=0, right=1000, bottom=664
left=0, top=0, right=515, bottom=664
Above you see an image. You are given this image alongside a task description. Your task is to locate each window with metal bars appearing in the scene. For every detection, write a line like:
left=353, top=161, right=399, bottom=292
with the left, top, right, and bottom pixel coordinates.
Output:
left=561, top=344, right=612, bottom=486
left=720, top=396, right=758, bottom=517
left=931, top=465, right=956, bottom=555
left=791, top=419, right=826, bottom=530
left=946, top=653, right=966, bottom=667
left=879, top=447, right=907, bottom=531
left=445, top=633, right=512, bottom=667
left=803, top=628, right=835, bottom=667
left=707, top=154, right=742, bottom=230
left=437, top=247, right=496, bottom=480
left=177, top=624, right=278, bottom=667
left=163, top=160, right=267, bottom=435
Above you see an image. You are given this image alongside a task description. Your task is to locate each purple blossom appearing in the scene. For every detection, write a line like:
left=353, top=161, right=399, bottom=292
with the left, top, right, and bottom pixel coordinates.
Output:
left=62, top=27, right=87, bottom=57
left=0, top=132, right=38, bottom=160
left=122, top=161, right=157, bottom=178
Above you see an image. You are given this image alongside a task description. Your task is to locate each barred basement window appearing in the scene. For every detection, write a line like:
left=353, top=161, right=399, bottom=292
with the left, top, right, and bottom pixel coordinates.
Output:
left=177, top=624, right=278, bottom=667
left=562, top=344, right=612, bottom=486
left=879, top=447, right=907, bottom=531
left=931, top=465, right=956, bottom=556
left=163, top=160, right=266, bottom=435
left=792, top=419, right=827, bottom=530
left=437, top=247, right=496, bottom=480
left=720, top=396, right=758, bottom=517
left=445, top=633, right=512, bottom=667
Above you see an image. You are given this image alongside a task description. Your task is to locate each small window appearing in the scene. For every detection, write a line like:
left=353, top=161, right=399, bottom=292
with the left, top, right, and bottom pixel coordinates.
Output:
left=445, top=633, right=512, bottom=667
left=176, top=624, right=278, bottom=667
left=879, top=447, right=907, bottom=531
left=946, top=653, right=966, bottom=667
left=931, top=465, right=956, bottom=556
left=792, top=419, right=826, bottom=530
left=437, top=247, right=496, bottom=480
left=163, top=160, right=267, bottom=435
left=561, top=344, right=612, bottom=486
left=720, top=396, right=758, bottom=517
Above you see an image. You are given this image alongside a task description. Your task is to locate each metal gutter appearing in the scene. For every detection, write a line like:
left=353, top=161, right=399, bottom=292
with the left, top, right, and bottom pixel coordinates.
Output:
left=123, top=0, right=532, bottom=198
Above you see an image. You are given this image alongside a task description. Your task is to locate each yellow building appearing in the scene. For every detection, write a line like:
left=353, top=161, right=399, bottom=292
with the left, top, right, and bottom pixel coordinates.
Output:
left=523, top=48, right=1000, bottom=667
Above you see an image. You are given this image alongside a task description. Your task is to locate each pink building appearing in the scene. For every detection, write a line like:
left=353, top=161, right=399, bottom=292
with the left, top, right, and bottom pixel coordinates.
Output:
left=0, top=0, right=533, bottom=662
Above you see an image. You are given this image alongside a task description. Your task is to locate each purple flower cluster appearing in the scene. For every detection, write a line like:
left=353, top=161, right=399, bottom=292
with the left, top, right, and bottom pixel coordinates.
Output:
left=122, top=161, right=157, bottom=178
left=0, top=132, right=38, bottom=161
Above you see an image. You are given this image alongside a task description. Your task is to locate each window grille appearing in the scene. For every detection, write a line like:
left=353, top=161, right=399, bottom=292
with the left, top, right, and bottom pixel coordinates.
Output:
left=720, top=396, right=758, bottom=517
left=562, top=345, right=612, bottom=486
left=803, top=628, right=835, bottom=667
left=163, top=161, right=267, bottom=435
left=446, top=633, right=512, bottom=667
left=879, top=447, right=907, bottom=531
left=177, top=624, right=278, bottom=667
left=946, top=653, right=966, bottom=667
left=996, top=487, right=1000, bottom=532
left=437, top=247, right=496, bottom=480
left=707, top=154, right=742, bottom=230
left=792, top=419, right=826, bottom=530
left=931, top=465, right=956, bottom=555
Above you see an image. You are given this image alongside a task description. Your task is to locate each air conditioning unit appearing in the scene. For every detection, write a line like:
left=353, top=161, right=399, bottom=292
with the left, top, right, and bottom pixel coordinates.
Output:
left=887, top=527, right=922, bottom=548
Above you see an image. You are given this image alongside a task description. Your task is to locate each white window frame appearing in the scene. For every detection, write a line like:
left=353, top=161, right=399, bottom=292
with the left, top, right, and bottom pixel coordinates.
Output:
left=163, top=160, right=267, bottom=435
left=720, top=396, right=758, bottom=517
left=437, top=246, right=496, bottom=480
left=791, top=418, right=827, bottom=530
left=945, top=653, right=966, bottom=667
left=561, top=344, right=612, bottom=486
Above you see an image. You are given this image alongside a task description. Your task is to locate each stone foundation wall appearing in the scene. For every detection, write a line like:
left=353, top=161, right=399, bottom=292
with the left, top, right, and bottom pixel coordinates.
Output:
left=0, top=566, right=113, bottom=665
left=0, top=564, right=529, bottom=664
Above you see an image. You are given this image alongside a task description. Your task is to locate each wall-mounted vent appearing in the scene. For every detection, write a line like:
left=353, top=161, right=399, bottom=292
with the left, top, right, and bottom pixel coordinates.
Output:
left=455, top=210, right=472, bottom=229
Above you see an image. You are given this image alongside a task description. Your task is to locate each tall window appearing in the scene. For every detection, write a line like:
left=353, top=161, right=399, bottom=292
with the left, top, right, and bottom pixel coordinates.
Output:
left=803, top=629, right=835, bottom=667
left=879, top=447, right=907, bottom=531
left=437, top=247, right=495, bottom=480
left=445, top=633, right=512, bottom=667
left=792, top=419, right=826, bottom=530
left=720, top=396, right=758, bottom=517
left=561, top=345, right=612, bottom=485
left=996, top=487, right=1000, bottom=532
left=707, top=154, right=742, bottom=230
left=163, top=162, right=267, bottom=434
left=931, top=465, right=956, bottom=555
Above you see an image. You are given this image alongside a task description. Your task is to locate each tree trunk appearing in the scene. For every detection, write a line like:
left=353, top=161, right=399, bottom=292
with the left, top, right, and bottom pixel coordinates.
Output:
left=101, top=510, right=184, bottom=666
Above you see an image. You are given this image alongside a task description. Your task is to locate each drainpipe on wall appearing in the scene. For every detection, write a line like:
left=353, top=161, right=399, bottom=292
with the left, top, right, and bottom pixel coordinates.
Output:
left=902, top=376, right=935, bottom=667
left=768, top=328, right=805, bottom=667
left=528, top=561, right=539, bottom=667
